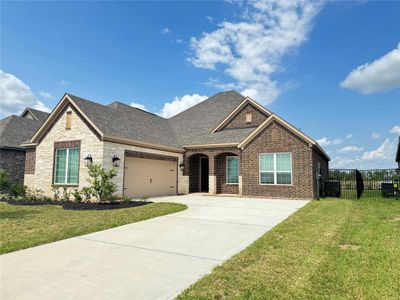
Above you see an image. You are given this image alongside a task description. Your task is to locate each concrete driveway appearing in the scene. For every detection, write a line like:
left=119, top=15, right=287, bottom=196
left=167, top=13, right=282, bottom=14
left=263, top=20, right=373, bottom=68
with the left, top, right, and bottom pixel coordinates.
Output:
left=1, top=195, right=309, bottom=300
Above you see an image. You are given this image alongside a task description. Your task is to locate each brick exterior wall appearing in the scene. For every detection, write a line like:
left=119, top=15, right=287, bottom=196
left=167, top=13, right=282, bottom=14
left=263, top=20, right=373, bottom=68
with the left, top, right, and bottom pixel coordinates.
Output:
left=222, top=103, right=268, bottom=130
left=215, top=153, right=239, bottom=194
left=24, top=148, right=36, bottom=174
left=312, top=149, right=329, bottom=197
left=241, top=121, right=315, bottom=199
left=0, top=149, right=25, bottom=184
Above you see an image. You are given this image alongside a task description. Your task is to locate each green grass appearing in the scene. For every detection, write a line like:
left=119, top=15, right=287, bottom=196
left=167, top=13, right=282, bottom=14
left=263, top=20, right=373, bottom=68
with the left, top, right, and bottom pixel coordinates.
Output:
left=0, top=202, right=186, bottom=254
left=178, top=198, right=400, bottom=299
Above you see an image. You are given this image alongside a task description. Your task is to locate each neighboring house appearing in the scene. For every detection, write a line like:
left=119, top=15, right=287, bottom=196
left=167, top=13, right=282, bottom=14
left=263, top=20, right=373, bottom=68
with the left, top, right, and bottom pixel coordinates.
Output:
left=22, top=91, right=329, bottom=199
left=0, top=108, right=49, bottom=183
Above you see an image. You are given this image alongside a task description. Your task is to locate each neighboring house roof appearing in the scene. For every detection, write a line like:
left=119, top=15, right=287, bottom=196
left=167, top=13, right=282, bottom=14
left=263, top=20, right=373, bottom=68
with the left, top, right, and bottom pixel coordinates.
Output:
left=0, top=112, right=49, bottom=150
left=396, top=137, right=400, bottom=163
left=27, top=91, right=330, bottom=160
left=20, top=107, right=50, bottom=123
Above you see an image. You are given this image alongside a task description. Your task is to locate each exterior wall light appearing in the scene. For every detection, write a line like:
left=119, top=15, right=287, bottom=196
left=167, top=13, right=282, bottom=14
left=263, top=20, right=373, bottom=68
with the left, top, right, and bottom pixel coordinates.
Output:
left=84, top=154, right=93, bottom=167
left=179, top=162, right=185, bottom=171
left=112, top=155, right=121, bottom=167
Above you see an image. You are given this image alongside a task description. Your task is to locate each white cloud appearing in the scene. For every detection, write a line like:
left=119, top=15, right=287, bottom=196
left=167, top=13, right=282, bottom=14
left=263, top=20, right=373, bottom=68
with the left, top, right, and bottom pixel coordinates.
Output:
left=38, top=90, right=54, bottom=100
left=338, top=146, right=364, bottom=153
left=371, top=132, right=381, bottom=140
left=317, top=137, right=341, bottom=147
left=316, top=137, right=331, bottom=147
left=390, top=125, right=400, bottom=135
left=362, top=138, right=396, bottom=160
left=330, top=157, right=359, bottom=169
left=0, top=69, right=51, bottom=117
left=340, top=43, right=400, bottom=94
left=332, top=139, right=342, bottom=145
left=189, top=0, right=323, bottom=104
left=346, top=133, right=353, bottom=139
left=58, top=79, right=70, bottom=86
left=162, top=27, right=171, bottom=35
left=159, top=94, right=208, bottom=118
left=130, top=102, right=147, bottom=111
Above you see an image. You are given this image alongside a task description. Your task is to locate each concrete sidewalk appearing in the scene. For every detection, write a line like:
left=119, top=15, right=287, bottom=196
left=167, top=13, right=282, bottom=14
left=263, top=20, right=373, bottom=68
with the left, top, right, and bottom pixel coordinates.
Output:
left=1, top=195, right=309, bottom=300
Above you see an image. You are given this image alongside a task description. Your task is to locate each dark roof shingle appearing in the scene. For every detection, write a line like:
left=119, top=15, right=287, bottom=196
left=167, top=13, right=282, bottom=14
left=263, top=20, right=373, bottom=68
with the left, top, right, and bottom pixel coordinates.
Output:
left=68, top=95, right=180, bottom=148
left=0, top=115, right=45, bottom=149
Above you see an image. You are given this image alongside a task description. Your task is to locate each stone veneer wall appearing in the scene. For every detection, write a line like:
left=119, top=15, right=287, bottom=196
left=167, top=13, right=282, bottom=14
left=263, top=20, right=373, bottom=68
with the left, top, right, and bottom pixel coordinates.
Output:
left=222, top=103, right=268, bottom=130
left=24, top=105, right=103, bottom=197
left=0, top=149, right=25, bottom=184
left=241, top=121, right=315, bottom=199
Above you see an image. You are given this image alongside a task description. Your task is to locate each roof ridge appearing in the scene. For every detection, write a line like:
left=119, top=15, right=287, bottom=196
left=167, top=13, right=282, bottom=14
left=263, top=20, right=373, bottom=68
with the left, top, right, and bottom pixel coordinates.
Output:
left=168, top=90, right=244, bottom=120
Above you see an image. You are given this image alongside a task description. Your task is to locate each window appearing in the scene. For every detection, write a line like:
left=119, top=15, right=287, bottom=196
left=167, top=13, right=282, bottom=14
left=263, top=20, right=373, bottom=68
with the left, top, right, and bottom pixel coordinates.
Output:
left=226, top=156, right=239, bottom=184
left=54, top=147, right=80, bottom=184
left=245, top=113, right=252, bottom=124
left=66, top=111, right=72, bottom=130
left=259, top=153, right=292, bottom=185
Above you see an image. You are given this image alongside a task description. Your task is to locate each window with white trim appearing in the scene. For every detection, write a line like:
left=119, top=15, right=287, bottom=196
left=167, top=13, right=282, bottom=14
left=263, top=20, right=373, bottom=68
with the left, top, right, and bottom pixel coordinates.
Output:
left=54, top=147, right=80, bottom=184
left=259, top=153, right=292, bottom=185
left=226, top=156, right=239, bottom=184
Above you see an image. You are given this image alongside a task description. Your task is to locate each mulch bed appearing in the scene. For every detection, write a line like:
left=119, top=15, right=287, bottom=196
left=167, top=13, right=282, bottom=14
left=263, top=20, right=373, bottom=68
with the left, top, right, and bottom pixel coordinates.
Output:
left=0, top=199, right=152, bottom=210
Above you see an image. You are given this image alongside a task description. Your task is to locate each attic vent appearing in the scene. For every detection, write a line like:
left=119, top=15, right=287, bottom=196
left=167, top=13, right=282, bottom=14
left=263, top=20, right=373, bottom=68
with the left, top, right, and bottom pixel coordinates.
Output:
left=245, top=113, right=252, bottom=124
left=66, top=111, right=72, bottom=130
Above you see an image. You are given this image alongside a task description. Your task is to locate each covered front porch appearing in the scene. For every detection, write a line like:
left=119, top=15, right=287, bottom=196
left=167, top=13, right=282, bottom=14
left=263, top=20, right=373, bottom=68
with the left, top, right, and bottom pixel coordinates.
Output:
left=183, top=148, right=242, bottom=195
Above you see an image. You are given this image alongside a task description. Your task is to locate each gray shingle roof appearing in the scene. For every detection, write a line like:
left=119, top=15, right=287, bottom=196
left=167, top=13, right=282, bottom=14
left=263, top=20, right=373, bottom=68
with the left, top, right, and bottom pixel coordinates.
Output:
left=0, top=115, right=45, bottom=149
left=25, top=108, right=49, bottom=123
left=168, top=91, right=248, bottom=145
left=68, top=95, right=180, bottom=148
left=66, top=91, right=253, bottom=148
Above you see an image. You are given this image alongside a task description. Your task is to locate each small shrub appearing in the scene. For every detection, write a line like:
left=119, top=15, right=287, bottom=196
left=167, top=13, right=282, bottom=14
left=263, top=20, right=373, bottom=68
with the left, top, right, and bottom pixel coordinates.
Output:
left=122, top=196, right=131, bottom=203
left=140, top=195, right=149, bottom=202
left=10, top=183, right=27, bottom=198
left=71, top=189, right=83, bottom=203
left=62, top=187, right=71, bottom=202
left=87, top=164, right=118, bottom=202
left=51, top=186, right=61, bottom=201
left=0, top=169, right=10, bottom=193
left=26, top=188, right=45, bottom=202
left=81, top=187, right=93, bottom=202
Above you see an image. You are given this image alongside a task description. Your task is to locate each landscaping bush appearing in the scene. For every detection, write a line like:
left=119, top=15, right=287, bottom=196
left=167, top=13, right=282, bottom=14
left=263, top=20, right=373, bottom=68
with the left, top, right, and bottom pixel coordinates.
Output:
left=0, top=169, right=10, bottom=193
left=71, top=189, right=83, bottom=203
left=10, top=183, right=27, bottom=198
left=51, top=186, right=61, bottom=201
left=87, top=164, right=118, bottom=202
left=81, top=187, right=93, bottom=202
left=62, top=187, right=71, bottom=202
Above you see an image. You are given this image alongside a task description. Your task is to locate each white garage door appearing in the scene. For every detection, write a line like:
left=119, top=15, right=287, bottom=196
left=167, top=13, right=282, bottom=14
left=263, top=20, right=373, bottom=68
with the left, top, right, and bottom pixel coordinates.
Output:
left=124, top=157, right=177, bottom=198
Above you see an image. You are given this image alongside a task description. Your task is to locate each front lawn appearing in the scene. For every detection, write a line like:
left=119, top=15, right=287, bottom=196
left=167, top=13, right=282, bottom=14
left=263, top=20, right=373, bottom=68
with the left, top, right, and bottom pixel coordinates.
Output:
left=178, top=198, right=400, bottom=299
left=0, top=201, right=186, bottom=254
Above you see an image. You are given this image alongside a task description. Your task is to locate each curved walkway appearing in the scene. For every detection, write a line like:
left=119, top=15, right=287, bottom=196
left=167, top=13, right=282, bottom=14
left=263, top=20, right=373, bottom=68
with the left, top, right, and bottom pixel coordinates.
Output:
left=1, top=195, right=309, bottom=300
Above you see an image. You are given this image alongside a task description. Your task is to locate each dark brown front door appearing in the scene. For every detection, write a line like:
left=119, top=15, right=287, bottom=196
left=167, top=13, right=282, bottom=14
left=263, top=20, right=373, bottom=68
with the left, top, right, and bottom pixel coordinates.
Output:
left=200, top=157, right=209, bottom=192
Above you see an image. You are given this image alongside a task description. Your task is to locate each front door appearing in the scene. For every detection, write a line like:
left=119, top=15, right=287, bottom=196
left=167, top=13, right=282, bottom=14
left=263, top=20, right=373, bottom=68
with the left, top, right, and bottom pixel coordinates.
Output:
left=200, top=157, right=209, bottom=192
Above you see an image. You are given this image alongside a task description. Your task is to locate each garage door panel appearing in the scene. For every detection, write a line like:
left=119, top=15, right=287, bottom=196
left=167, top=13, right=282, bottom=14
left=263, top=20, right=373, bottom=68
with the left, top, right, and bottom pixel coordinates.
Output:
left=124, top=157, right=177, bottom=198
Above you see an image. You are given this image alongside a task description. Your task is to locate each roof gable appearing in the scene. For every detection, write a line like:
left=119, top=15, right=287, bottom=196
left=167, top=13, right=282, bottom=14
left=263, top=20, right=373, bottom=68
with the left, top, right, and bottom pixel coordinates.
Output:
left=212, top=97, right=272, bottom=133
left=237, top=114, right=330, bottom=161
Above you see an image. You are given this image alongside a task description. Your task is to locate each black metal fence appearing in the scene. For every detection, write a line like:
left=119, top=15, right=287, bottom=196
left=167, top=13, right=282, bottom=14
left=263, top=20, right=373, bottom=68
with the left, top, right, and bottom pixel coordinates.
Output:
left=323, top=168, right=400, bottom=199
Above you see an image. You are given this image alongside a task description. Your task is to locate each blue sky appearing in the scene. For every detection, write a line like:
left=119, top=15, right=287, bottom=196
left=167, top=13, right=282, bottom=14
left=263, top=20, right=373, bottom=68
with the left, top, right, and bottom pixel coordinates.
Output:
left=1, top=0, right=399, bottom=168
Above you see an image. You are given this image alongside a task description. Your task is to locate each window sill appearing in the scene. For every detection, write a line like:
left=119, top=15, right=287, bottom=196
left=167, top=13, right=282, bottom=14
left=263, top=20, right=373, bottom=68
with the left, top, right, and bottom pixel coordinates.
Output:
left=226, top=183, right=239, bottom=185
left=52, top=184, right=79, bottom=187
left=259, top=183, right=293, bottom=187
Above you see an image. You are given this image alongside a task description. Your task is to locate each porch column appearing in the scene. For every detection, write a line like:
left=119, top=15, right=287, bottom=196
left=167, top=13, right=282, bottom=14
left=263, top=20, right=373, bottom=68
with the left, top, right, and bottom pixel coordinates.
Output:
left=208, top=153, right=216, bottom=195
